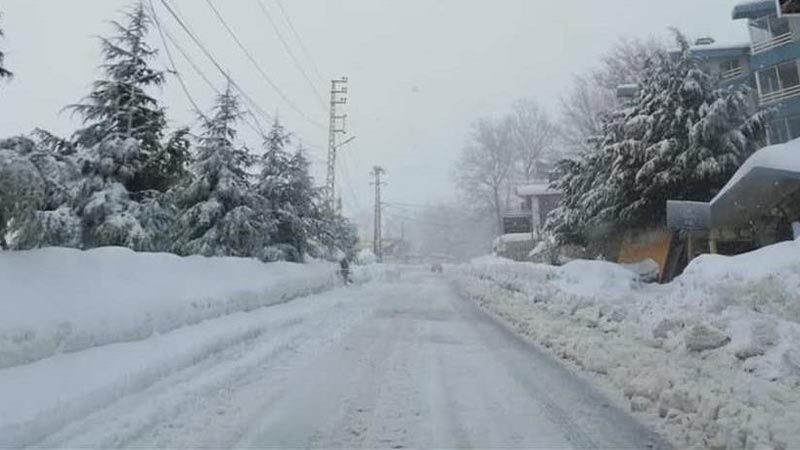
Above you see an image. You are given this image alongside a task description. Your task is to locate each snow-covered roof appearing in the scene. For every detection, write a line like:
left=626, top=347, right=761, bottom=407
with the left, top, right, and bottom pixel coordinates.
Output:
left=669, top=139, right=800, bottom=230
left=732, top=0, right=777, bottom=20
left=691, top=41, right=750, bottom=52
left=713, top=138, right=800, bottom=203
left=515, top=184, right=562, bottom=197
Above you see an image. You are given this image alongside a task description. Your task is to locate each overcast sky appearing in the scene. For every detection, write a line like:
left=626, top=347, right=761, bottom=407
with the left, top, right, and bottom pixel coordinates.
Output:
left=0, top=0, right=751, bottom=226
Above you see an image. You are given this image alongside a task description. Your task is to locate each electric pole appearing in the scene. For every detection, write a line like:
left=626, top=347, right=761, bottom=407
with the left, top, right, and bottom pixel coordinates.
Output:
left=326, top=77, right=348, bottom=211
left=371, top=166, right=386, bottom=262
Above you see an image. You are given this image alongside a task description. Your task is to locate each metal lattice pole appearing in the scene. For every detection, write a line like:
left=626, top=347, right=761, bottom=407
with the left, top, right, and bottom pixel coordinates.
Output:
left=326, top=77, right=348, bottom=211
left=371, top=166, right=386, bottom=262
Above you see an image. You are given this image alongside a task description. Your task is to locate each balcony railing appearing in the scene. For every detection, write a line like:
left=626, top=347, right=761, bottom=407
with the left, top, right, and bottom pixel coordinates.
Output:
left=760, top=83, right=800, bottom=104
left=720, top=66, right=744, bottom=80
left=752, top=32, right=793, bottom=54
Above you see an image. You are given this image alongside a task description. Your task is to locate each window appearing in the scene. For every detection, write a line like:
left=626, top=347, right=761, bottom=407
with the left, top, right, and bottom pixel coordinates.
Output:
left=778, top=60, right=800, bottom=87
left=720, top=59, right=740, bottom=73
left=766, top=114, right=800, bottom=144
left=769, top=14, right=791, bottom=37
left=757, top=60, right=800, bottom=97
left=749, top=14, right=791, bottom=44
left=767, top=118, right=790, bottom=144
left=788, top=116, right=800, bottom=140
left=758, top=66, right=781, bottom=94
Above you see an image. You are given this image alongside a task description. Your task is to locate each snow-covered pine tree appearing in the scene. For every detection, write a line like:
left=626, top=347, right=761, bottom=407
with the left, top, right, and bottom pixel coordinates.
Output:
left=6, top=135, right=83, bottom=249
left=69, top=1, right=188, bottom=194
left=172, top=85, right=272, bottom=258
left=312, top=211, right=358, bottom=261
left=255, top=119, right=319, bottom=261
left=0, top=12, right=12, bottom=81
left=0, top=139, right=45, bottom=249
left=61, top=2, right=192, bottom=251
left=547, top=31, right=765, bottom=246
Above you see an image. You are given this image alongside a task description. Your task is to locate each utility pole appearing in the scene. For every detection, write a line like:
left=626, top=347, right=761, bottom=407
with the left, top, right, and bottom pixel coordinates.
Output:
left=371, top=166, right=386, bottom=262
left=326, top=77, right=348, bottom=211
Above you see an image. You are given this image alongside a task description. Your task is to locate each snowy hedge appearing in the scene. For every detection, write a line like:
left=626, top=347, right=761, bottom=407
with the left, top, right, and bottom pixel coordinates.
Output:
left=456, top=242, right=800, bottom=449
left=0, top=247, right=341, bottom=369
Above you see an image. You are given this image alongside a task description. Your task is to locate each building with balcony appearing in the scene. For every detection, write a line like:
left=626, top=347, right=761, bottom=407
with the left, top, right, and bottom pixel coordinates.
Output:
left=732, top=0, right=800, bottom=144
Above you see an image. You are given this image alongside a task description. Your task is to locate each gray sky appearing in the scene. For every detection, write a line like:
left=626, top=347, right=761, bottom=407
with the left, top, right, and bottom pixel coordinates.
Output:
left=0, top=0, right=749, bottom=224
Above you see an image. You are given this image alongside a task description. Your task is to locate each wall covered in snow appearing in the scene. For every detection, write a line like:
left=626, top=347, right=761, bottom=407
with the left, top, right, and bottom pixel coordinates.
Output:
left=456, top=242, right=800, bottom=449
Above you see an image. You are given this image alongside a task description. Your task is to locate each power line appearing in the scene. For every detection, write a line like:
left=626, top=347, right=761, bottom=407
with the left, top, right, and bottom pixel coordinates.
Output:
left=382, top=201, right=463, bottom=211
left=203, top=0, right=326, bottom=130
left=254, top=0, right=327, bottom=110
left=150, top=2, right=269, bottom=140
left=274, top=0, right=325, bottom=85
left=148, top=0, right=206, bottom=120
left=157, top=0, right=276, bottom=129
left=383, top=210, right=454, bottom=229
left=339, top=151, right=364, bottom=212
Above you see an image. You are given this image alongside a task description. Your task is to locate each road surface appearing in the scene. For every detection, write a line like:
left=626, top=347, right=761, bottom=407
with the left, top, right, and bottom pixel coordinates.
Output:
left=34, top=268, right=667, bottom=448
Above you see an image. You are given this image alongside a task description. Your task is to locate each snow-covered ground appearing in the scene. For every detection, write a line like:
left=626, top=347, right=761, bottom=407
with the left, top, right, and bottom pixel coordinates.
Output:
left=455, top=241, right=800, bottom=449
left=0, top=253, right=666, bottom=448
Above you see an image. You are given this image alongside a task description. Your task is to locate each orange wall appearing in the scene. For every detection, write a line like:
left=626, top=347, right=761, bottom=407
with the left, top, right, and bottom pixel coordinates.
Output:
left=617, top=228, right=673, bottom=279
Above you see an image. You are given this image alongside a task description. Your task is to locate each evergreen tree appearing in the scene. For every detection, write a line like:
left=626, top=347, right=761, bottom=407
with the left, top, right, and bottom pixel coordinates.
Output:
left=255, top=119, right=320, bottom=261
left=547, top=31, right=765, bottom=246
left=0, top=136, right=83, bottom=250
left=0, top=12, right=12, bottom=81
left=172, top=85, right=272, bottom=257
left=69, top=1, right=187, bottom=194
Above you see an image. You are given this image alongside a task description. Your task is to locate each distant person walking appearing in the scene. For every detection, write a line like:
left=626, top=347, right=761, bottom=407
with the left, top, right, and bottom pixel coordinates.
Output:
left=339, top=258, right=351, bottom=285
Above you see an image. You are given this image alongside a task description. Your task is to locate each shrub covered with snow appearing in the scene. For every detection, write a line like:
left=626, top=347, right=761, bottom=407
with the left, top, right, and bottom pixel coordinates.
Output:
left=456, top=242, right=800, bottom=449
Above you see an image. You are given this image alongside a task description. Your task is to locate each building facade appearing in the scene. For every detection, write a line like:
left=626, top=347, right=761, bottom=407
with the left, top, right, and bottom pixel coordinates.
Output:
left=685, top=1, right=800, bottom=145
left=733, top=1, right=800, bottom=144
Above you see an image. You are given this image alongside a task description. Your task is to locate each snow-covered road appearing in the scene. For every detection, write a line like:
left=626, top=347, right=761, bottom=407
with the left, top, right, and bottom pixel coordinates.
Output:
left=9, top=269, right=667, bottom=448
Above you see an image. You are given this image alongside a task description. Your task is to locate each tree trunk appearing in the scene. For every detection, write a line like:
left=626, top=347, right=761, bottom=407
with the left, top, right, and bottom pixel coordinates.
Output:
left=493, top=188, right=503, bottom=236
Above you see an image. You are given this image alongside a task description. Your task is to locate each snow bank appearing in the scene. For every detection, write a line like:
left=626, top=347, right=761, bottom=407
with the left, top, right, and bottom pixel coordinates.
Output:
left=456, top=244, right=800, bottom=449
left=0, top=278, right=378, bottom=448
left=0, top=247, right=340, bottom=369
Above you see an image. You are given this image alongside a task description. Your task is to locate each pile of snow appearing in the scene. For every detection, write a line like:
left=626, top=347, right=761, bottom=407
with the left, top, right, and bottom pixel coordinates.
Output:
left=456, top=243, right=800, bottom=449
left=493, top=232, right=534, bottom=245
left=0, top=247, right=341, bottom=369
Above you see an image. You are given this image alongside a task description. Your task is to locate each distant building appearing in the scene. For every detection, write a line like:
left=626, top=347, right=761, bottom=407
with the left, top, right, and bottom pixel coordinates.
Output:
left=514, top=184, right=563, bottom=238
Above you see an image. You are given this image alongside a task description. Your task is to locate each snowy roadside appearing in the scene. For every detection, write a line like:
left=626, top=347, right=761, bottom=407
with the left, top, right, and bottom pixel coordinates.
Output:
left=454, top=242, right=800, bottom=449
left=0, top=279, right=381, bottom=448
left=0, top=247, right=377, bottom=370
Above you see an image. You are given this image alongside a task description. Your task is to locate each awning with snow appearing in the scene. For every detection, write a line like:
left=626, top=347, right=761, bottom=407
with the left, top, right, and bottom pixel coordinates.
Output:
left=732, top=0, right=777, bottom=19
left=668, top=140, right=800, bottom=230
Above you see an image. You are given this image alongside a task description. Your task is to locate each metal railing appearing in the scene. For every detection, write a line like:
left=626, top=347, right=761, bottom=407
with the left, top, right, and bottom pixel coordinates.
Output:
left=760, top=83, right=800, bottom=104
left=752, top=32, right=793, bottom=54
left=720, top=66, right=744, bottom=80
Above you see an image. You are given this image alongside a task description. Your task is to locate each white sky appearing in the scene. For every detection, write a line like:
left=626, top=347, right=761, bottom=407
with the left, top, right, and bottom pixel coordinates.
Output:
left=0, top=0, right=750, bottom=223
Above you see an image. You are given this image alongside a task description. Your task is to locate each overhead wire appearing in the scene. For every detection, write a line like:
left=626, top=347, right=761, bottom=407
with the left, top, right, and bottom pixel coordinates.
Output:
left=273, top=0, right=326, bottom=85
left=254, top=0, right=327, bottom=110
left=147, top=0, right=206, bottom=120
left=150, top=1, right=274, bottom=144
left=202, top=0, right=326, bottom=130
left=338, top=151, right=364, bottom=212
left=157, top=0, right=276, bottom=129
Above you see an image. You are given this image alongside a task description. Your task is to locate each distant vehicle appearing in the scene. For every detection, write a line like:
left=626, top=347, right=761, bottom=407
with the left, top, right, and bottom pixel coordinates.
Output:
left=431, top=263, right=444, bottom=273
